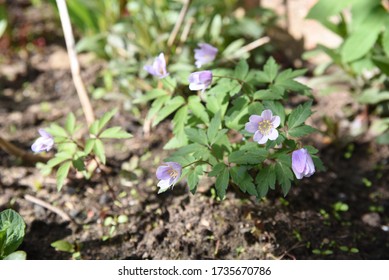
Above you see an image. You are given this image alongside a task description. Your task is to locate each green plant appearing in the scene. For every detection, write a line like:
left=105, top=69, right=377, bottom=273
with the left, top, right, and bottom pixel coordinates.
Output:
left=0, top=209, right=27, bottom=260
left=306, top=0, right=389, bottom=142
left=89, top=0, right=275, bottom=98
left=35, top=110, right=132, bottom=191
left=152, top=55, right=323, bottom=199
left=51, top=239, right=82, bottom=260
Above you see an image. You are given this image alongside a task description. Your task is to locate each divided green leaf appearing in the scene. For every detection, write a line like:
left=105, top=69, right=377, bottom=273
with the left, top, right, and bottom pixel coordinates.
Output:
left=56, top=161, right=71, bottom=192
left=287, top=101, right=313, bottom=130
left=0, top=209, right=26, bottom=258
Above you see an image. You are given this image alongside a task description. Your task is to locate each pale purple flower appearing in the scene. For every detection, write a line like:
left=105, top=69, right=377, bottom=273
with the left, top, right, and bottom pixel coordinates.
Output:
left=188, top=70, right=213, bottom=92
left=31, top=129, right=54, bottom=153
left=245, top=109, right=280, bottom=144
left=292, top=148, right=315, bottom=179
left=194, top=43, right=218, bottom=68
left=156, top=162, right=182, bottom=193
left=143, top=53, right=169, bottom=79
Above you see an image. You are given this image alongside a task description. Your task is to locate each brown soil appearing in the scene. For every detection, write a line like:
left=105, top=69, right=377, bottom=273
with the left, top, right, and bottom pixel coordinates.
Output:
left=0, top=1, right=388, bottom=260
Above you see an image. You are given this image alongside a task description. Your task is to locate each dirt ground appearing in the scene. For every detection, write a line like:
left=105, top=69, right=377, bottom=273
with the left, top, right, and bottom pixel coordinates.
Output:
left=0, top=1, right=388, bottom=260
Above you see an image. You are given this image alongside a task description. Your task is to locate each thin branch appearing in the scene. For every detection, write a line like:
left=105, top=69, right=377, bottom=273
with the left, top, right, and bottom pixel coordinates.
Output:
left=228, top=36, right=270, bottom=60
left=167, top=0, right=191, bottom=47
left=56, top=0, right=95, bottom=126
left=24, top=194, right=75, bottom=223
left=0, top=137, right=50, bottom=165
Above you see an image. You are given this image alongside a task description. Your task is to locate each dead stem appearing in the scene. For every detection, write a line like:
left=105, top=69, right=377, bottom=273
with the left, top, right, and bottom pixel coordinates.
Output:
left=167, top=0, right=192, bottom=47
left=24, top=194, right=76, bottom=224
left=0, top=137, right=50, bottom=165
left=56, top=0, right=95, bottom=126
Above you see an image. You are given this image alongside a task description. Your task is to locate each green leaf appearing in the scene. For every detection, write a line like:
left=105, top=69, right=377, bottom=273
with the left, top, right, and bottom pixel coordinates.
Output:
left=312, top=155, right=326, bottom=172
left=358, top=88, right=389, bottom=104
left=93, top=139, right=106, bottom=165
left=133, top=89, right=168, bottom=104
left=146, top=95, right=171, bottom=120
left=248, top=102, right=265, bottom=115
left=263, top=57, right=279, bottom=83
left=164, top=105, right=189, bottom=149
left=188, top=96, right=209, bottom=123
left=372, top=56, right=389, bottom=76
left=234, top=60, right=249, bottom=80
left=65, top=113, right=76, bottom=135
left=207, top=112, right=221, bottom=145
left=216, top=167, right=229, bottom=199
left=225, top=96, right=249, bottom=130
left=287, top=101, right=313, bottom=129
left=0, top=209, right=26, bottom=258
left=205, top=84, right=230, bottom=117
left=99, top=127, right=132, bottom=139
left=288, top=125, right=317, bottom=138
left=275, top=69, right=310, bottom=92
left=72, top=157, right=85, bottom=172
left=56, top=161, right=71, bottom=192
left=263, top=101, right=286, bottom=126
left=172, top=143, right=205, bottom=156
left=210, top=14, right=222, bottom=41
left=161, top=76, right=177, bottom=92
left=341, top=6, right=387, bottom=62
left=84, top=138, right=96, bottom=154
left=208, top=163, right=230, bottom=200
left=306, top=0, right=356, bottom=22
left=383, top=27, right=389, bottom=58
left=222, top=38, right=245, bottom=58
left=187, top=166, right=203, bottom=194
left=275, top=161, right=294, bottom=196
left=152, top=96, right=185, bottom=126
left=89, top=121, right=99, bottom=136
left=230, top=166, right=257, bottom=196
left=185, top=128, right=208, bottom=146
left=3, top=250, right=27, bottom=260
left=98, top=109, right=118, bottom=131
left=57, top=142, right=77, bottom=154
left=46, top=154, right=72, bottom=168
left=48, top=123, right=68, bottom=138
left=229, top=143, right=267, bottom=165
left=51, top=240, right=74, bottom=253
left=255, top=165, right=276, bottom=197
left=254, top=89, right=282, bottom=100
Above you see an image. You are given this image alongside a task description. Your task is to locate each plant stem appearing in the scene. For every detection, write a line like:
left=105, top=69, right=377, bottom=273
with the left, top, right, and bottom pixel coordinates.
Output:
left=167, top=0, right=191, bottom=47
left=213, top=74, right=246, bottom=85
left=56, top=0, right=95, bottom=126
left=182, top=160, right=211, bottom=169
left=0, top=137, right=50, bottom=165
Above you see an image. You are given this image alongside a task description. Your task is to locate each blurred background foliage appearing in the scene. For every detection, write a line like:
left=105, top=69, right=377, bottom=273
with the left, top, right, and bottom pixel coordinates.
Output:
left=306, top=0, right=389, bottom=143
left=2, top=0, right=389, bottom=143
left=42, top=0, right=277, bottom=104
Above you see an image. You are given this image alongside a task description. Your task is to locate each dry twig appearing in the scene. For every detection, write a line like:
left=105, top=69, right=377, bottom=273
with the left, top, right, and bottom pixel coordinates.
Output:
left=0, top=137, right=50, bottom=165
left=56, top=0, right=95, bottom=126
left=24, top=194, right=74, bottom=223
left=167, top=0, right=192, bottom=47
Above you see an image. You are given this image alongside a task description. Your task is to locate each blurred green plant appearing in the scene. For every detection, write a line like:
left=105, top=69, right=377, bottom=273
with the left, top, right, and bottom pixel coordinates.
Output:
left=59, top=0, right=276, bottom=99
left=36, top=110, right=132, bottom=191
left=0, top=209, right=27, bottom=260
left=306, top=0, right=389, bottom=142
left=51, top=239, right=82, bottom=260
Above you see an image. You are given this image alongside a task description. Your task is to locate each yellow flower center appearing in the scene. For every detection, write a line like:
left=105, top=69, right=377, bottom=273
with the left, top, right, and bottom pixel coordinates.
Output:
left=168, top=169, right=178, bottom=178
left=258, top=120, right=273, bottom=135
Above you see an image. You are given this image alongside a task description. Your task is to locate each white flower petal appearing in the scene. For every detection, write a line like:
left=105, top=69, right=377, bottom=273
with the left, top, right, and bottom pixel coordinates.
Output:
left=268, top=129, right=279, bottom=140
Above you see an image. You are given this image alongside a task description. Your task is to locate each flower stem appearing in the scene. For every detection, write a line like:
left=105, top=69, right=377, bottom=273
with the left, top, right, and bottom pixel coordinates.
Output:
left=213, top=74, right=245, bottom=85
left=182, top=160, right=211, bottom=169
